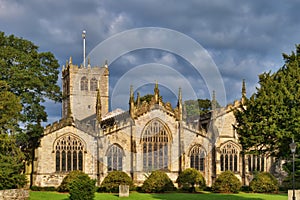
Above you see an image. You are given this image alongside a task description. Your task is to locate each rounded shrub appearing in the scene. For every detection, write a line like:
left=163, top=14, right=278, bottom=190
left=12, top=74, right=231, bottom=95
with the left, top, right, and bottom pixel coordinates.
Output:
left=57, top=170, right=87, bottom=192
left=99, top=171, right=133, bottom=193
left=249, top=172, right=278, bottom=193
left=141, top=170, right=175, bottom=193
left=212, top=171, right=241, bottom=193
left=176, top=168, right=206, bottom=192
left=69, top=173, right=96, bottom=200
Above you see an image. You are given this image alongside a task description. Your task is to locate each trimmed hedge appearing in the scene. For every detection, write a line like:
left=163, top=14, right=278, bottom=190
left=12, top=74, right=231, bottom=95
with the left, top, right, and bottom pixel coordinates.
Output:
left=176, top=168, right=206, bottom=192
left=141, top=171, right=175, bottom=193
left=212, top=171, right=241, bottom=193
left=57, top=170, right=88, bottom=192
left=99, top=171, right=133, bottom=193
left=69, top=173, right=96, bottom=200
left=249, top=172, right=278, bottom=193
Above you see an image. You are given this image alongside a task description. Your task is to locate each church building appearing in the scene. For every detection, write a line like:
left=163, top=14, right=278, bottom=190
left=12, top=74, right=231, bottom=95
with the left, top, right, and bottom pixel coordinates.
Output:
left=32, top=57, right=274, bottom=187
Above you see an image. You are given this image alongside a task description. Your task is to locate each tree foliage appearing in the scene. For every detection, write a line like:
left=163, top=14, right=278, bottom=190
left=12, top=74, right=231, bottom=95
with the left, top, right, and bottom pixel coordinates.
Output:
left=0, top=32, right=61, bottom=160
left=0, top=134, right=27, bottom=189
left=235, top=45, right=300, bottom=158
left=0, top=80, right=22, bottom=134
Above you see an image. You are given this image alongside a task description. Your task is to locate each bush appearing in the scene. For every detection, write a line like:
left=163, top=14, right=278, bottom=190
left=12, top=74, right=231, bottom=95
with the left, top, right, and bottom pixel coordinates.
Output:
left=30, top=186, right=57, bottom=191
left=212, top=171, right=241, bottom=193
left=69, top=173, right=96, bottom=200
left=57, top=170, right=87, bottom=192
left=99, top=171, right=133, bottom=193
left=141, top=171, right=175, bottom=193
left=249, top=172, right=278, bottom=193
left=281, top=175, right=300, bottom=191
left=176, top=168, right=206, bottom=192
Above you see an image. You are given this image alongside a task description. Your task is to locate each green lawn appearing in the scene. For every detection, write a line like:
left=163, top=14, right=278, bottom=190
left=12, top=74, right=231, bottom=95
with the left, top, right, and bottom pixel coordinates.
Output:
left=29, top=191, right=288, bottom=200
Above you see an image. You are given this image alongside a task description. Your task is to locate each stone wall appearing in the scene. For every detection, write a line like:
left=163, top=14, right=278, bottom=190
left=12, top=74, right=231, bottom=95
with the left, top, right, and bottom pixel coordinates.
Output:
left=0, top=189, right=29, bottom=200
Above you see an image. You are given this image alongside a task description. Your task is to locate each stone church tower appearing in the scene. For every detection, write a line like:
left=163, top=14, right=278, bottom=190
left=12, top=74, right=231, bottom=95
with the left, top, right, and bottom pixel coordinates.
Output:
left=61, top=57, right=109, bottom=120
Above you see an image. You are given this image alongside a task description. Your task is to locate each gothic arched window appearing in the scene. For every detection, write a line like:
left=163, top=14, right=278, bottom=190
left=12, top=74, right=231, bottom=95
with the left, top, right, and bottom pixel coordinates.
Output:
left=248, top=155, right=265, bottom=172
left=190, top=145, right=206, bottom=171
left=220, top=142, right=239, bottom=172
left=55, top=134, right=84, bottom=172
left=142, top=119, right=169, bottom=171
left=107, top=144, right=124, bottom=172
left=80, top=76, right=88, bottom=91
left=90, top=78, right=98, bottom=91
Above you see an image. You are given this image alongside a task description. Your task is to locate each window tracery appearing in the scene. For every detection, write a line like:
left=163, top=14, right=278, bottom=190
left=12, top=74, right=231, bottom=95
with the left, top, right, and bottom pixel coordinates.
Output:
left=220, top=142, right=239, bottom=172
left=190, top=145, right=206, bottom=171
left=142, top=119, right=169, bottom=171
left=80, top=76, right=88, bottom=91
left=90, top=78, right=98, bottom=91
left=107, top=144, right=123, bottom=172
left=248, top=155, right=265, bottom=172
left=55, top=134, right=84, bottom=172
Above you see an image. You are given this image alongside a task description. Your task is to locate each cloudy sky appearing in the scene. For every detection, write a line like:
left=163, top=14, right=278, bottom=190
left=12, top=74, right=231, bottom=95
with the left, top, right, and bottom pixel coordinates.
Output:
left=1, top=0, right=300, bottom=124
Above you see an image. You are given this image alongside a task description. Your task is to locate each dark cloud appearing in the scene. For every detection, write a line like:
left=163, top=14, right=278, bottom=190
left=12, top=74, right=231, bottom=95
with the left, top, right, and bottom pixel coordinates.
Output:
left=1, top=0, right=300, bottom=123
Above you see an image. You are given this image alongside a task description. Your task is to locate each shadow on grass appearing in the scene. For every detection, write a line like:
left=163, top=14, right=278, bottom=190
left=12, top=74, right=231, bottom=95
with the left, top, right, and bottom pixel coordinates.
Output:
left=147, top=192, right=275, bottom=200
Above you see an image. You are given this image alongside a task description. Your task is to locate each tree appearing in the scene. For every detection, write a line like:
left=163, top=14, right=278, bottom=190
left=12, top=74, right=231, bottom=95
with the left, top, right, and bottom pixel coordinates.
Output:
left=235, top=45, right=300, bottom=158
left=0, top=32, right=61, bottom=161
left=0, top=134, right=27, bottom=189
left=0, top=80, right=22, bottom=134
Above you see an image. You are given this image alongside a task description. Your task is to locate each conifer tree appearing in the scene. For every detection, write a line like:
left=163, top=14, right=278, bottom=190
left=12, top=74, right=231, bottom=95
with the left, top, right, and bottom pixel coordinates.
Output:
left=235, top=45, right=300, bottom=158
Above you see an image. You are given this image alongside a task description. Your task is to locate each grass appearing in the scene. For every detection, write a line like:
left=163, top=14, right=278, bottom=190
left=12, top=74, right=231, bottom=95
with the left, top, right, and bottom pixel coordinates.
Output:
left=29, top=191, right=288, bottom=200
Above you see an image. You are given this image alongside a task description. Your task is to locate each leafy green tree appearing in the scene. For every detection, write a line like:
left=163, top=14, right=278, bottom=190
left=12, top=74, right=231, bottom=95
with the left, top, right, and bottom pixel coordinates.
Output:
left=0, top=80, right=22, bottom=134
left=0, top=134, right=27, bottom=189
left=0, top=32, right=61, bottom=161
left=235, top=45, right=300, bottom=158
left=176, top=168, right=206, bottom=192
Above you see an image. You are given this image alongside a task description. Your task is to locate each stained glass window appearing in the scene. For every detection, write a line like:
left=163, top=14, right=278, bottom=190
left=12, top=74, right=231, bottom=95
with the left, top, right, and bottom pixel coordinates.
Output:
left=142, top=119, right=169, bottom=171
left=55, top=134, right=84, bottom=172
left=190, top=145, right=206, bottom=171
left=107, top=144, right=123, bottom=172
left=220, top=142, right=239, bottom=172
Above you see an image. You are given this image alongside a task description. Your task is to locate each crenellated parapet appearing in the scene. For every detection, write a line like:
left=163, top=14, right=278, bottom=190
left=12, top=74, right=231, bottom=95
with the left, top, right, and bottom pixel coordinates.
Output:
left=44, top=117, right=75, bottom=135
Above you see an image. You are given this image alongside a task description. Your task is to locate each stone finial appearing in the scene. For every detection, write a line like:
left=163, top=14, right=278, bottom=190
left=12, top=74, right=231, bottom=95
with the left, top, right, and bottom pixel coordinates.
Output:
left=87, top=57, right=91, bottom=68
left=129, top=85, right=135, bottom=118
left=177, top=87, right=182, bottom=121
left=69, top=56, right=72, bottom=65
left=96, top=89, right=102, bottom=122
left=154, top=81, right=159, bottom=103
left=136, top=92, right=141, bottom=107
left=212, top=90, right=217, bottom=110
left=104, top=60, right=108, bottom=68
left=242, top=79, right=246, bottom=104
